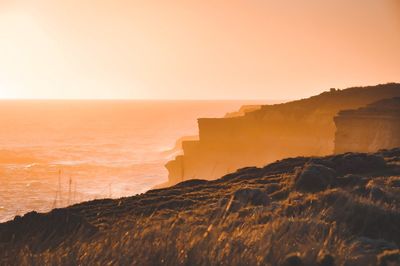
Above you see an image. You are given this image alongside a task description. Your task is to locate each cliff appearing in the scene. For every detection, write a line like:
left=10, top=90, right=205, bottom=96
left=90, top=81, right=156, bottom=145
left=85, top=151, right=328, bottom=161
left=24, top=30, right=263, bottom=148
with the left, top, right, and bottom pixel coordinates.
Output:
left=334, top=97, right=400, bottom=154
left=1, top=149, right=400, bottom=265
left=166, top=83, right=400, bottom=186
left=223, top=104, right=262, bottom=118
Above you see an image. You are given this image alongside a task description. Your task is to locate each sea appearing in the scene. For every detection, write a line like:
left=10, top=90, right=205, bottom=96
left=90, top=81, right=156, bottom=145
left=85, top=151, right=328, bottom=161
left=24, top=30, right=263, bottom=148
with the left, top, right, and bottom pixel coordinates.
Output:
left=0, top=100, right=273, bottom=222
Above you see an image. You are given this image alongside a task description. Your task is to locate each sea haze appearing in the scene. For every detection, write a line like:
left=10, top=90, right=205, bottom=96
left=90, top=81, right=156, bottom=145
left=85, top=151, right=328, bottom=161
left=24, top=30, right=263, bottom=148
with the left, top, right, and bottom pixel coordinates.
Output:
left=0, top=100, right=274, bottom=222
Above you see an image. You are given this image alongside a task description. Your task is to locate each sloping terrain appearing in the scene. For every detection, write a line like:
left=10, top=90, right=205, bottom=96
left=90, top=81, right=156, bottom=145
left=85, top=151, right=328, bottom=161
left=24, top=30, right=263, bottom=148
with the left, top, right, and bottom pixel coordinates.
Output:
left=1, top=148, right=400, bottom=265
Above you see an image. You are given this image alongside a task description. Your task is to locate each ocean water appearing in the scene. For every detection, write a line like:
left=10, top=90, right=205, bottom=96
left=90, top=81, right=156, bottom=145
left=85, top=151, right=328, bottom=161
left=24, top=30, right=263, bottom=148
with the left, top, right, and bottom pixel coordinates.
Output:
left=0, top=100, right=269, bottom=222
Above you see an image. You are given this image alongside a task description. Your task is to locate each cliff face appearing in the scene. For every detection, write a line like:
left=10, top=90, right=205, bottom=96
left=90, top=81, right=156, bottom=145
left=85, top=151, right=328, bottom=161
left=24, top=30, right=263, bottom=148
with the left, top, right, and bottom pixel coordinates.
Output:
left=166, top=83, right=400, bottom=186
left=334, top=97, right=400, bottom=154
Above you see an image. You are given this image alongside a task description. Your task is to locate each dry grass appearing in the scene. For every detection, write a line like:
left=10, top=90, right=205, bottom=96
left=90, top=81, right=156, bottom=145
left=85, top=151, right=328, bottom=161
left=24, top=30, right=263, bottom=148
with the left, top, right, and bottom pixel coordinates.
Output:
left=1, top=149, right=400, bottom=266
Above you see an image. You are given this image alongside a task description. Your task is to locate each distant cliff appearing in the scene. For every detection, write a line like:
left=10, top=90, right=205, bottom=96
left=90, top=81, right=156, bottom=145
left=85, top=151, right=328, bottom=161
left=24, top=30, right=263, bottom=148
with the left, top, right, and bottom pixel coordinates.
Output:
left=165, top=83, right=400, bottom=186
left=223, top=105, right=262, bottom=118
left=334, top=97, right=400, bottom=154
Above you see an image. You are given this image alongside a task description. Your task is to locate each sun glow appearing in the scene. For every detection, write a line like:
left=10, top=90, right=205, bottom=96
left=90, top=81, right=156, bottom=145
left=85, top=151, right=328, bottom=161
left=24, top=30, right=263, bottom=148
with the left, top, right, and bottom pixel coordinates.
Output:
left=0, top=0, right=399, bottom=100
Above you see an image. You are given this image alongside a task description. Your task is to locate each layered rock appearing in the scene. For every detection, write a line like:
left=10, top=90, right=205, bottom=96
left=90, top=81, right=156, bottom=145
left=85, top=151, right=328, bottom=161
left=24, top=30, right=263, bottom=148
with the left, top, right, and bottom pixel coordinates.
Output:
left=165, top=83, right=400, bottom=186
left=334, top=97, right=400, bottom=153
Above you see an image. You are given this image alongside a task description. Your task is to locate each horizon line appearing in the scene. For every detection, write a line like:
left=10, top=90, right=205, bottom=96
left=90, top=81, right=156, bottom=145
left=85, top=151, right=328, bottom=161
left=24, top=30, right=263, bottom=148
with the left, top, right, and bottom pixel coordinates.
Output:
left=0, top=98, right=292, bottom=102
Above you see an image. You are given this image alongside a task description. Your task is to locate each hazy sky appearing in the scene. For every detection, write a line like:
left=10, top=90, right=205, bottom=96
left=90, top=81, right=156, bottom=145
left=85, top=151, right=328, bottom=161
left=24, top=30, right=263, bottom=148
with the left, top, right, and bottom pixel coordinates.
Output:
left=0, top=0, right=399, bottom=99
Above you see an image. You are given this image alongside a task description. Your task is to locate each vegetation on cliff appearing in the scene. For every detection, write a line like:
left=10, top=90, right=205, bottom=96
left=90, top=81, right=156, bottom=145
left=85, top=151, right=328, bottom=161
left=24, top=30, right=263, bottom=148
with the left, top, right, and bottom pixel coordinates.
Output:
left=1, top=148, right=400, bottom=265
left=166, top=83, right=400, bottom=186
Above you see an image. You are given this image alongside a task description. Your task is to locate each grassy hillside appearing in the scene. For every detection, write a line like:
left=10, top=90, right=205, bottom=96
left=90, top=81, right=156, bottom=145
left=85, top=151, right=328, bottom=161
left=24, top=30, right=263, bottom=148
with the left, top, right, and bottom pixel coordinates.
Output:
left=1, top=148, right=400, bottom=265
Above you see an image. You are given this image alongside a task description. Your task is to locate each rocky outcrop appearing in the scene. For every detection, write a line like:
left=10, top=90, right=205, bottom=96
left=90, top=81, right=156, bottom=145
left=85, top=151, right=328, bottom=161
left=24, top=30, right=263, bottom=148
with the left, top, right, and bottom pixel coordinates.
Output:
left=334, top=97, right=400, bottom=154
left=165, top=83, right=400, bottom=186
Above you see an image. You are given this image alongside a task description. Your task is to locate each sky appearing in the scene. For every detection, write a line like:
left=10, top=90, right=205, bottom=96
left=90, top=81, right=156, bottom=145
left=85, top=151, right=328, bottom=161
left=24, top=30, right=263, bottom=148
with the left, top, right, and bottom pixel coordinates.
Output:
left=0, top=0, right=399, bottom=100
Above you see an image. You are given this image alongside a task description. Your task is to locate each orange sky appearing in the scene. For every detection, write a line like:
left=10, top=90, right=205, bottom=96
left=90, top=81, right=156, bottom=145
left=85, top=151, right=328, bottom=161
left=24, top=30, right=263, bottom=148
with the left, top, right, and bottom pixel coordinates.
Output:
left=0, top=0, right=399, bottom=99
